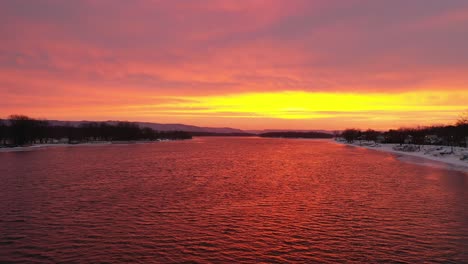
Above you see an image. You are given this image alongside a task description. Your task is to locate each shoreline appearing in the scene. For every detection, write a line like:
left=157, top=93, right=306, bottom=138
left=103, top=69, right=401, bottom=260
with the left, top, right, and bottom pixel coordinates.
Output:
left=0, top=140, right=177, bottom=153
left=335, top=140, right=468, bottom=172
left=3, top=139, right=468, bottom=173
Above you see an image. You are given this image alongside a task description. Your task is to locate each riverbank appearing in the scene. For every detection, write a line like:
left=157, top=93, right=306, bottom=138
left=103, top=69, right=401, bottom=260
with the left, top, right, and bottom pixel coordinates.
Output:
left=336, top=140, right=468, bottom=171
left=0, top=140, right=177, bottom=152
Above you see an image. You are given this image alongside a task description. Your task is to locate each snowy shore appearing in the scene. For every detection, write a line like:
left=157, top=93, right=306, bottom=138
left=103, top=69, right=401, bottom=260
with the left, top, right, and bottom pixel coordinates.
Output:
left=0, top=142, right=113, bottom=152
left=0, top=140, right=171, bottom=153
left=336, top=140, right=468, bottom=172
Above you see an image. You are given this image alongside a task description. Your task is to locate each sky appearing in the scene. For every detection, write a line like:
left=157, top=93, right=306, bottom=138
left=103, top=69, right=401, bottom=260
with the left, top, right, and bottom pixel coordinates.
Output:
left=1, top=0, right=467, bottom=130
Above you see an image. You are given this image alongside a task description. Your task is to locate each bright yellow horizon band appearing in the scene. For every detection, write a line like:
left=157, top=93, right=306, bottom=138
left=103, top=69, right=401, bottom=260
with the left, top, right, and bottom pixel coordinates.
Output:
left=128, top=90, right=465, bottom=117
left=5, top=90, right=465, bottom=130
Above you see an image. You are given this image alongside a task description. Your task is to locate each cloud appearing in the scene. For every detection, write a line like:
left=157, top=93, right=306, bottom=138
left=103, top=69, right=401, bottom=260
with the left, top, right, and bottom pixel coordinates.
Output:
left=1, top=0, right=467, bottom=128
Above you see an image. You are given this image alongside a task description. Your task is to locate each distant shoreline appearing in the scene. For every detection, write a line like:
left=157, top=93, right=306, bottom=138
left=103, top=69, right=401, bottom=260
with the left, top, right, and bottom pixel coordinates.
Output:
left=0, top=140, right=181, bottom=153
left=335, top=140, right=468, bottom=172
left=259, top=131, right=334, bottom=139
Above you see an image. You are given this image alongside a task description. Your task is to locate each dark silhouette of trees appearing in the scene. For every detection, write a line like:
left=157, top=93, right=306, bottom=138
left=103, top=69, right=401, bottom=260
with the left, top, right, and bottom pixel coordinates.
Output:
left=0, top=115, right=191, bottom=147
left=8, top=115, right=38, bottom=145
left=1, top=113, right=466, bottom=148
left=259, top=131, right=334, bottom=139
left=36, top=120, right=50, bottom=144
left=383, top=129, right=404, bottom=144
left=157, top=131, right=192, bottom=140
left=188, top=132, right=254, bottom=137
left=457, top=110, right=468, bottom=126
left=0, top=119, right=7, bottom=145
left=340, top=123, right=467, bottom=147
left=339, top=112, right=468, bottom=147
left=363, top=129, right=380, bottom=142
left=341, top=129, right=361, bottom=143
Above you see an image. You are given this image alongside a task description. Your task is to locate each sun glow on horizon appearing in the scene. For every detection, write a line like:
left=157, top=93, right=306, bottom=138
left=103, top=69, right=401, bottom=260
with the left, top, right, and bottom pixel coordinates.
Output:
left=2, top=89, right=466, bottom=130
left=109, top=90, right=467, bottom=129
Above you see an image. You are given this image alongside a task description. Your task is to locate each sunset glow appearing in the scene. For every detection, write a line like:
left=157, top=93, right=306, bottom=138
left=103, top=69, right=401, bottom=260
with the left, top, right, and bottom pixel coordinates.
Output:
left=1, top=0, right=467, bottom=129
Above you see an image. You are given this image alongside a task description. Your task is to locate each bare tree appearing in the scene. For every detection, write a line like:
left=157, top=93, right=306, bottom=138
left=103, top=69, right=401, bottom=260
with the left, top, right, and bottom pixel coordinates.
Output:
left=456, top=110, right=468, bottom=125
left=341, top=129, right=361, bottom=143
left=8, top=115, right=37, bottom=145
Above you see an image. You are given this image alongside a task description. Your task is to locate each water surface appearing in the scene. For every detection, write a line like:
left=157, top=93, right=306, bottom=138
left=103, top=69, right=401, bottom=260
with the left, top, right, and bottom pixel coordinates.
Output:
left=1, top=137, right=467, bottom=263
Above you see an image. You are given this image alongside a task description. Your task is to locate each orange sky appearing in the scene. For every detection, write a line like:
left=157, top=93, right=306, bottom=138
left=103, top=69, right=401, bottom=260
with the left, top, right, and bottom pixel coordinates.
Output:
left=1, top=0, right=467, bottom=130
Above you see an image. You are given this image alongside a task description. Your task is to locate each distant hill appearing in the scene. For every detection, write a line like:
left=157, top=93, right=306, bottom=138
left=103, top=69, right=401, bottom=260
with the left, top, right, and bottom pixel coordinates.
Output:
left=132, top=122, right=246, bottom=134
left=46, top=120, right=246, bottom=134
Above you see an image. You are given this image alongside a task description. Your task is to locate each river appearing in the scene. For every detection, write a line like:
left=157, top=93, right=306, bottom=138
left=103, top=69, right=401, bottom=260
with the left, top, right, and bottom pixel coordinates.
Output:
left=1, top=137, right=467, bottom=263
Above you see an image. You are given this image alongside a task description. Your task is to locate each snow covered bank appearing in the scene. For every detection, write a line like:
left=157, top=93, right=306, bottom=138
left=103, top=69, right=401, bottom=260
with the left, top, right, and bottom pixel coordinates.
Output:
left=0, top=142, right=114, bottom=152
left=335, top=140, right=468, bottom=172
left=0, top=140, right=172, bottom=153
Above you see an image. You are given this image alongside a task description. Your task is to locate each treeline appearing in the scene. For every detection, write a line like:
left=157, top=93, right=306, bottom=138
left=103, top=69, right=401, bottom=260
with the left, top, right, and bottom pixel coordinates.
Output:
left=260, top=131, right=334, bottom=139
left=340, top=123, right=468, bottom=147
left=188, top=132, right=254, bottom=137
left=0, top=115, right=191, bottom=146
